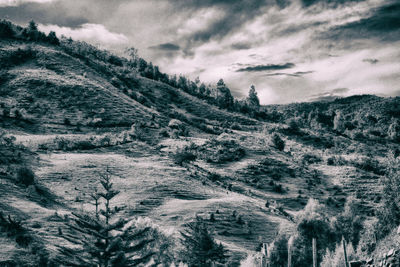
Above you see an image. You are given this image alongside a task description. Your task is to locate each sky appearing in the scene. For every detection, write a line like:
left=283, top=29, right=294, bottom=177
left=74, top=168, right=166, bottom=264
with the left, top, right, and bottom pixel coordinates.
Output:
left=1, top=0, right=399, bottom=104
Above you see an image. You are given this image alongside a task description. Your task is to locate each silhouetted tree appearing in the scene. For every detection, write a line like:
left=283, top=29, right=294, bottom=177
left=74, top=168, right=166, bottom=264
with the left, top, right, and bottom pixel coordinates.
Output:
left=47, top=31, right=60, bottom=45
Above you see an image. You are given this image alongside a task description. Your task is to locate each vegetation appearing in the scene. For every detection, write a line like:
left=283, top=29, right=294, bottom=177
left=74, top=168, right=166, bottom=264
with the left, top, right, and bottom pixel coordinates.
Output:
left=56, top=169, right=155, bottom=266
left=180, top=216, right=227, bottom=266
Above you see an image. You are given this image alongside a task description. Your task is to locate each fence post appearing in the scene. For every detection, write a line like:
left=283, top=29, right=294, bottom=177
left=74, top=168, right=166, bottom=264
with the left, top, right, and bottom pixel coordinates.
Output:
left=343, top=238, right=349, bottom=267
left=312, top=237, right=317, bottom=267
left=288, top=236, right=292, bottom=267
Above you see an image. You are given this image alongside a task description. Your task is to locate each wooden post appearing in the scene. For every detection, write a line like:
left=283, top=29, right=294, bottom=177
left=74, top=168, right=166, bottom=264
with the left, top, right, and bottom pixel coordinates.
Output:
left=343, top=238, right=349, bottom=267
left=312, top=237, right=317, bottom=267
left=287, top=238, right=292, bottom=267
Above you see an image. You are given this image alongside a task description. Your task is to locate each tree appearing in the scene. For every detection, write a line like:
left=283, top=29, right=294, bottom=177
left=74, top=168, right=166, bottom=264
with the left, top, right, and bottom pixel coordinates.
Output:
left=56, top=169, right=154, bottom=267
left=247, top=85, right=260, bottom=110
left=215, top=79, right=234, bottom=109
left=47, top=31, right=60, bottom=45
left=375, top=154, right=400, bottom=239
left=180, top=217, right=227, bottom=266
left=28, top=20, right=38, bottom=32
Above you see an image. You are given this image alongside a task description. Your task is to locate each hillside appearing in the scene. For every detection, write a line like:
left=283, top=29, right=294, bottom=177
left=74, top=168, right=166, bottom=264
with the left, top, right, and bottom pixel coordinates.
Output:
left=1, top=21, right=400, bottom=266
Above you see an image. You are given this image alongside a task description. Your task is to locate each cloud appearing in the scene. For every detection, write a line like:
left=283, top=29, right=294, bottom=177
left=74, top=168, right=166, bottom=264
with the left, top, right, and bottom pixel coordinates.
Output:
left=0, top=0, right=54, bottom=6
left=309, top=87, right=349, bottom=102
left=0, top=1, right=89, bottom=27
left=363, top=58, right=379, bottom=64
left=149, top=43, right=180, bottom=51
left=38, top=23, right=129, bottom=45
left=324, top=0, right=400, bottom=42
left=236, top=63, right=295, bottom=72
left=264, top=71, right=314, bottom=77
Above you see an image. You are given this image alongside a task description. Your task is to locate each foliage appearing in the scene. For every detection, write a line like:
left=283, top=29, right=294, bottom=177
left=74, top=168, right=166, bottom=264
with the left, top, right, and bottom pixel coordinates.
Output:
left=375, top=155, right=400, bottom=240
left=269, top=234, right=289, bottom=267
left=16, top=166, right=35, bottom=186
left=57, top=169, right=155, bottom=267
left=331, top=197, right=364, bottom=249
left=0, top=212, right=32, bottom=247
left=320, top=240, right=359, bottom=267
left=271, top=133, right=285, bottom=151
left=173, top=147, right=197, bottom=166
left=180, top=216, right=227, bottom=266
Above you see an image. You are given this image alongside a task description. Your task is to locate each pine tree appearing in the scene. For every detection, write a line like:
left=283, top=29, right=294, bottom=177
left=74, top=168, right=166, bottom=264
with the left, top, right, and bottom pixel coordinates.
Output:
left=180, top=217, right=227, bottom=266
left=56, top=169, right=154, bottom=267
left=247, top=85, right=260, bottom=110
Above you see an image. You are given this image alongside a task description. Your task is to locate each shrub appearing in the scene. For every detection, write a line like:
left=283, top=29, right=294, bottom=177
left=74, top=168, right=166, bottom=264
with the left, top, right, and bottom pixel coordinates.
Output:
left=0, top=20, right=14, bottom=38
left=16, top=166, right=35, bottom=186
left=272, top=133, right=285, bottom=151
left=0, top=212, right=32, bottom=247
left=321, top=240, right=359, bottom=267
left=327, top=156, right=346, bottom=166
left=302, top=153, right=322, bottom=164
left=173, top=148, right=197, bottom=166
left=352, top=157, right=385, bottom=176
left=269, top=234, right=289, bottom=267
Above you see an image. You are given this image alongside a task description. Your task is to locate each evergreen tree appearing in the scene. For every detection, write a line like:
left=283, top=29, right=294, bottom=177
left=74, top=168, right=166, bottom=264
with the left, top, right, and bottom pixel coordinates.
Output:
left=180, top=217, right=227, bottom=266
left=56, top=169, right=154, bottom=267
left=47, top=31, right=60, bottom=45
left=215, top=79, right=234, bottom=109
left=247, top=85, right=260, bottom=109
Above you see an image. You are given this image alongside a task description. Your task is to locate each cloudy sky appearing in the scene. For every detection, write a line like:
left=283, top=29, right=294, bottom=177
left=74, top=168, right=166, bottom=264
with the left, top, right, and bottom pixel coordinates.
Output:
left=1, top=0, right=399, bottom=104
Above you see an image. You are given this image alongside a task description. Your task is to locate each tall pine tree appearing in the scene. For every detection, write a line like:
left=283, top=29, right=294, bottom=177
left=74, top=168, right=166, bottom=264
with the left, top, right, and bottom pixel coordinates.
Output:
left=56, top=169, right=154, bottom=267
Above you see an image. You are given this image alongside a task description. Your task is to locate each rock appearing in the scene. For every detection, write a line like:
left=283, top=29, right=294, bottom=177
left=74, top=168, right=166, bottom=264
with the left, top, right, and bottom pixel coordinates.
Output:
left=387, top=248, right=395, bottom=257
left=366, top=258, right=374, bottom=264
left=397, top=225, right=400, bottom=235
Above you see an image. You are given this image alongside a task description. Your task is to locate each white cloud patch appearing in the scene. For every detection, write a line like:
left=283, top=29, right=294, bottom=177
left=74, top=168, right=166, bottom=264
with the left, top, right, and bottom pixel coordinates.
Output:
left=0, top=0, right=54, bottom=6
left=38, top=23, right=129, bottom=46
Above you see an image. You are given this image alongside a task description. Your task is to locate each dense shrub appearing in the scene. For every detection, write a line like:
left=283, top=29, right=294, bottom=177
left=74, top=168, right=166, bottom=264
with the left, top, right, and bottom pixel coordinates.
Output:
left=321, top=240, right=359, bottom=267
left=272, top=133, right=285, bottom=151
left=327, top=155, right=347, bottom=166
left=0, top=20, right=14, bottom=38
left=352, top=157, right=385, bottom=176
left=302, top=153, right=322, bottom=164
left=197, top=138, right=245, bottom=163
left=172, top=149, right=197, bottom=166
left=16, top=166, right=35, bottom=186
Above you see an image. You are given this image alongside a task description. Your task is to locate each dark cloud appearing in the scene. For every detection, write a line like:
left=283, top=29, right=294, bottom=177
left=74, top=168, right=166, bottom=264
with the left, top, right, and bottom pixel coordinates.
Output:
left=0, top=2, right=89, bottom=27
left=324, top=1, right=400, bottom=41
left=236, top=63, right=295, bottom=72
left=309, top=87, right=349, bottom=102
left=149, top=43, right=180, bottom=51
left=263, top=71, right=314, bottom=77
left=175, top=0, right=268, bottom=46
left=301, top=0, right=366, bottom=8
left=363, top=58, right=379, bottom=64
left=231, top=42, right=252, bottom=50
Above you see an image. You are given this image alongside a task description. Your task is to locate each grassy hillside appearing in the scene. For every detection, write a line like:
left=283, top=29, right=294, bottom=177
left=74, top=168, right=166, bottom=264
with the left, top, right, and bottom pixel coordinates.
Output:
left=1, top=20, right=400, bottom=266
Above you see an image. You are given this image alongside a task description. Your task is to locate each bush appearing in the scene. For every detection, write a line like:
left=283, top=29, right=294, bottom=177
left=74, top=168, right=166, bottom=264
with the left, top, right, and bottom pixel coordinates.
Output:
left=302, top=153, right=322, bottom=164
left=321, top=240, right=359, bottom=267
left=0, top=20, right=14, bottom=38
left=327, top=156, right=346, bottom=166
left=173, top=149, right=197, bottom=166
left=272, top=133, right=285, bottom=151
left=16, top=167, right=35, bottom=186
